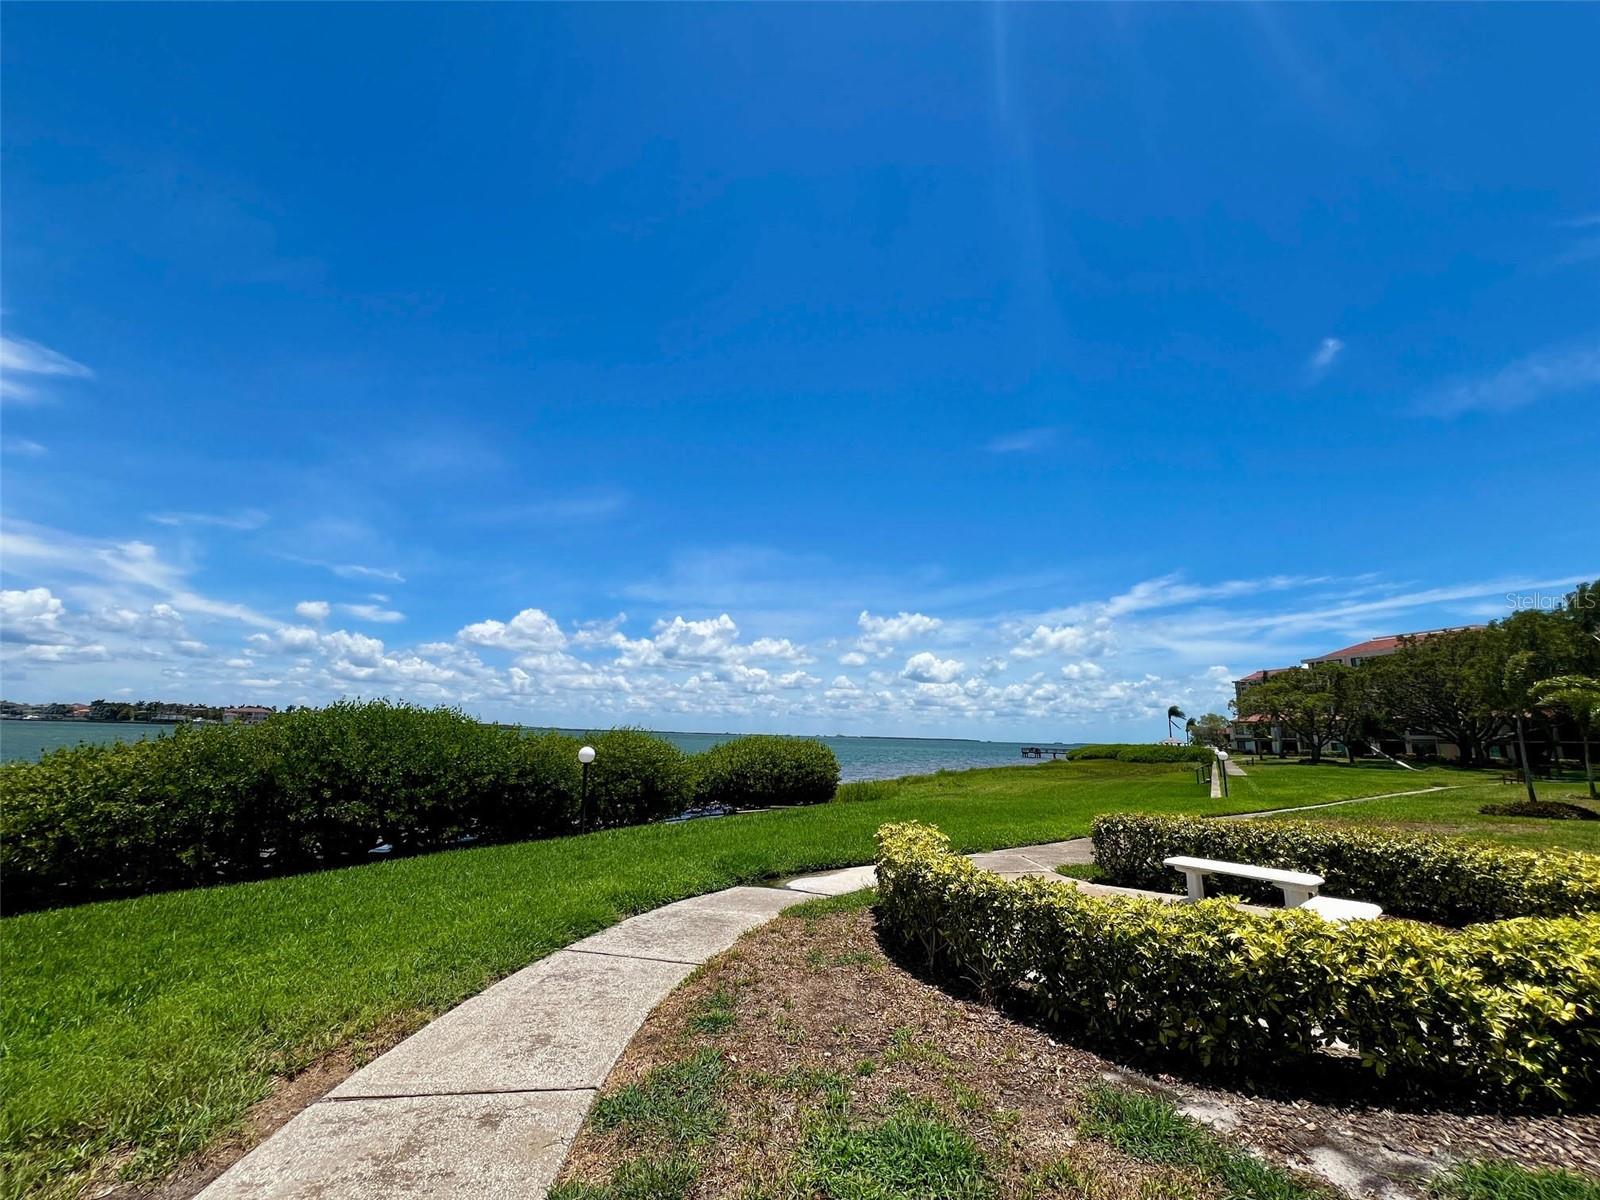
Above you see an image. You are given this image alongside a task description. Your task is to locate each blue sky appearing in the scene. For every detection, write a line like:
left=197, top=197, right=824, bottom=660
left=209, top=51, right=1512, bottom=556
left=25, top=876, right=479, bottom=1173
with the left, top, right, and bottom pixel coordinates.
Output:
left=2, top=5, right=1596, bottom=740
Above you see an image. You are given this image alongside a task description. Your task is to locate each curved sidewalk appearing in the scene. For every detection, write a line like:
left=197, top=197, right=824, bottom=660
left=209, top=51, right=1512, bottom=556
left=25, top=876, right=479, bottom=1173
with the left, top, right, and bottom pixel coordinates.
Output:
left=197, top=839, right=1094, bottom=1199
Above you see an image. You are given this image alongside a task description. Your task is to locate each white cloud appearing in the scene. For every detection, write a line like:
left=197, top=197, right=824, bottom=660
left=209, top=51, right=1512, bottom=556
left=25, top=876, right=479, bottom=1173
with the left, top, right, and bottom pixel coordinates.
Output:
left=856, top=610, right=942, bottom=656
left=459, top=608, right=568, bottom=652
left=1, top=519, right=277, bottom=629
left=1310, top=337, right=1344, bottom=372
left=342, top=603, right=405, bottom=624
left=0, top=587, right=67, bottom=643
left=1417, top=343, right=1600, bottom=417
left=985, top=427, right=1057, bottom=454
left=1011, top=619, right=1114, bottom=660
left=0, top=334, right=93, bottom=403
left=838, top=650, right=869, bottom=667
left=4, top=439, right=47, bottom=457
left=295, top=600, right=332, bottom=621
left=901, top=651, right=965, bottom=684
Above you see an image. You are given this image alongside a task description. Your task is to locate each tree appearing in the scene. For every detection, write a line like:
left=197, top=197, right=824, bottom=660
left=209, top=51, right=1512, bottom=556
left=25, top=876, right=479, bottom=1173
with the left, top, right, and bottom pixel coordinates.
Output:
left=1186, top=712, right=1230, bottom=749
left=1242, top=669, right=1341, bottom=764
left=1535, top=674, right=1600, bottom=800
left=1166, top=705, right=1186, bottom=741
left=1366, top=627, right=1509, bottom=768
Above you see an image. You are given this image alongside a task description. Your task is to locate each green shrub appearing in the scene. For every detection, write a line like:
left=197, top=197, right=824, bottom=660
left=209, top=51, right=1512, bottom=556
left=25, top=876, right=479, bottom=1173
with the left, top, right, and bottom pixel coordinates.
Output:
left=691, top=735, right=840, bottom=809
left=1090, top=814, right=1600, bottom=924
left=0, top=704, right=689, bottom=910
left=584, top=728, right=694, bottom=828
left=1067, top=744, right=1213, bottom=764
left=1480, top=799, right=1599, bottom=821
left=876, top=821, right=1600, bottom=1105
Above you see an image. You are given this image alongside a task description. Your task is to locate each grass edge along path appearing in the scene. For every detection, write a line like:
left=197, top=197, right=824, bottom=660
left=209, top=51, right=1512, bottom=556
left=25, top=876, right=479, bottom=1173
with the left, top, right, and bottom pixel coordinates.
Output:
left=0, top=760, right=1536, bottom=1198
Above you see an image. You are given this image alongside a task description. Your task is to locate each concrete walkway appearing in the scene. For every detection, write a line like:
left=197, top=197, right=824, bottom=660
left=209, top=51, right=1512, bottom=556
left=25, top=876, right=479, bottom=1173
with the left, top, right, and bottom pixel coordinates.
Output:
left=198, top=843, right=1095, bottom=1199
left=198, top=784, right=1441, bottom=1199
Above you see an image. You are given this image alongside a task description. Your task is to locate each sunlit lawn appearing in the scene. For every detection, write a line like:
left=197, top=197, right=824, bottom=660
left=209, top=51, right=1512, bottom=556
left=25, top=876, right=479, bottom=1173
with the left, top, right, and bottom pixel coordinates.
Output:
left=0, top=757, right=1555, bottom=1198
left=1251, top=761, right=1600, bottom=853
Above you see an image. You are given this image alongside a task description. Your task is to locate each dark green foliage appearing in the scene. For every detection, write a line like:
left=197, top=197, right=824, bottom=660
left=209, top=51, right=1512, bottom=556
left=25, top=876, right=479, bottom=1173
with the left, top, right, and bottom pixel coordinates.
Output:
left=584, top=728, right=694, bottom=828
left=0, top=703, right=694, bottom=909
left=1480, top=799, right=1598, bottom=821
left=1430, top=1160, right=1600, bottom=1200
left=878, top=822, right=1600, bottom=1105
left=1091, top=813, right=1600, bottom=924
left=692, top=734, right=840, bottom=809
left=1079, top=1085, right=1330, bottom=1200
left=1068, top=744, right=1213, bottom=764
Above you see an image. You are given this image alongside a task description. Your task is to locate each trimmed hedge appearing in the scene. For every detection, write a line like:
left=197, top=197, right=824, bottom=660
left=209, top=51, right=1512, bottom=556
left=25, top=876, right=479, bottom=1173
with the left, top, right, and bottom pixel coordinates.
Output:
left=584, top=727, right=694, bottom=827
left=1067, top=744, right=1213, bottom=764
left=1, top=705, right=833, bottom=910
left=692, top=734, right=840, bottom=809
left=876, top=821, right=1600, bottom=1105
left=1091, top=814, right=1600, bottom=925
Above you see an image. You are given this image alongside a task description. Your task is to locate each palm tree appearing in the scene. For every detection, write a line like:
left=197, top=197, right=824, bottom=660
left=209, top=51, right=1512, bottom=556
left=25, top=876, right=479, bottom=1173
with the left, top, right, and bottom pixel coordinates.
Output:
left=1535, top=674, right=1600, bottom=800
left=1166, top=705, right=1186, bottom=742
left=1184, top=717, right=1197, bottom=744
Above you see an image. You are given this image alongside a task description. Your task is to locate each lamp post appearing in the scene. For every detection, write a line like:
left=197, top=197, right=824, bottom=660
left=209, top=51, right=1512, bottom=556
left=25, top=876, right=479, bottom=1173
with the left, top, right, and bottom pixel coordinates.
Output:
left=1214, top=748, right=1230, bottom=798
left=578, top=744, right=596, bottom=833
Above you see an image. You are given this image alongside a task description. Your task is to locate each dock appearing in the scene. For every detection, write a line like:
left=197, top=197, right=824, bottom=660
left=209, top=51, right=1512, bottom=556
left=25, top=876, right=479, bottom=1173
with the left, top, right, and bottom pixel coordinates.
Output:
left=1020, top=746, right=1072, bottom=760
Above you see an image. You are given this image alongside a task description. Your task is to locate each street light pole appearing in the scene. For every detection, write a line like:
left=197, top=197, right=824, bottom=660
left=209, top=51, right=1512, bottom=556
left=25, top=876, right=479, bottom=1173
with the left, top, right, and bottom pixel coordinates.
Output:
left=578, top=744, right=596, bottom=833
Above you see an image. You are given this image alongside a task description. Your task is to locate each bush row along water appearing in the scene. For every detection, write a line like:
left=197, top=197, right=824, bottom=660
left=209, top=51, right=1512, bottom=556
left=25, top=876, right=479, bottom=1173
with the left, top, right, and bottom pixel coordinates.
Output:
left=0, top=702, right=840, bottom=910
left=1091, top=813, right=1600, bottom=925
left=876, top=821, right=1600, bottom=1106
left=1066, top=744, right=1214, bottom=764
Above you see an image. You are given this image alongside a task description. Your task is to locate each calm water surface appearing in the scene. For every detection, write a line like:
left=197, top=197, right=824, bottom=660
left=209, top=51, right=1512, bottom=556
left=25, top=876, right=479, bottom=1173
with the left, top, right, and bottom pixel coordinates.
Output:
left=0, top=719, right=1079, bottom=782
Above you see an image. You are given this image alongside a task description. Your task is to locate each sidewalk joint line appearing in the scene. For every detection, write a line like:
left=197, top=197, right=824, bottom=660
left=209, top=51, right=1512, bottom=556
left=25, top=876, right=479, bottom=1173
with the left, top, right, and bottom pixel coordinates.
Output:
left=566, top=946, right=703, bottom=967
left=319, top=1086, right=598, bottom=1103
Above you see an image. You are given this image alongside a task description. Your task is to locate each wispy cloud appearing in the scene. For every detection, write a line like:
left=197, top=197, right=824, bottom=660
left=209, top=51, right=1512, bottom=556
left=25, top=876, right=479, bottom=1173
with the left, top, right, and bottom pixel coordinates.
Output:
left=150, top=509, right=270, bottom=531
left=1309, top=337, right=1344, bottom=375
left=286, top=555, right=407, bottom=584
left=342, top=602, right=405, bottom=624
left=0, top=334, right=94, bottom=404
left=3, top=439, right=48, bottom=457
left=985, top=427, right=1057, bottom=454
left=333, top=562, right=406, bottom=584
left=470, top=490, right=629, bottom=524
left=0, top=518, right=277, bottom=628
left=1415, top=343, right=1600, bottom=417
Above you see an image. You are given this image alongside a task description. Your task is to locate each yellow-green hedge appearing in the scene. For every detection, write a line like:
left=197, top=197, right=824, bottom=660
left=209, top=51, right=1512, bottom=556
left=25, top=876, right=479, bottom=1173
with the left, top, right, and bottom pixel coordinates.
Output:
left=1091, top=814, right=1600, bottom=925
left=876, top=821, right=1600, bottom=1106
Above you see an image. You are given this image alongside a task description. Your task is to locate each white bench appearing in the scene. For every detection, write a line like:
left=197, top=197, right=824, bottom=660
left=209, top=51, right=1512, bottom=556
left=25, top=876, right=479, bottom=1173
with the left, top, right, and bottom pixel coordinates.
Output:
left=1162, top=855, right=1382, bottom=921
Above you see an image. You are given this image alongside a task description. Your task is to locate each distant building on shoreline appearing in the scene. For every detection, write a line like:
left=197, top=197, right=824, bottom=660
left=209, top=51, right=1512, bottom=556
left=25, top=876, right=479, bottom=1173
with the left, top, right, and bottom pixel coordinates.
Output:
left=222, top=705, right=276, bottom=725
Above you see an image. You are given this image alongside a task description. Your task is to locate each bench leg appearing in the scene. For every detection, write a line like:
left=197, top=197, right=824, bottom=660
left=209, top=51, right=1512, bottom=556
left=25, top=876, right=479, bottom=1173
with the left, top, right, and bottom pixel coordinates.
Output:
left=1183, top=870, right=1206, bottom=902
left=1281, top=886, right=1317, bottom=909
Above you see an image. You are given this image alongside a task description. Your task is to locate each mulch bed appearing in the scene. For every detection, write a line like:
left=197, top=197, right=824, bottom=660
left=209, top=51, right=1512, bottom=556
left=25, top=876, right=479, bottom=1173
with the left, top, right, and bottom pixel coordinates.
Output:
left=555, top=902, right=1600, bottom=1199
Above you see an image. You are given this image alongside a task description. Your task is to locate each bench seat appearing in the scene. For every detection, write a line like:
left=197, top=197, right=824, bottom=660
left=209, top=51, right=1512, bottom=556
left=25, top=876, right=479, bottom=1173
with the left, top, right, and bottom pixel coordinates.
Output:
left=1300, top=895, right=1383, bottom=921
left=1162, top=855, right=1324, bottom=907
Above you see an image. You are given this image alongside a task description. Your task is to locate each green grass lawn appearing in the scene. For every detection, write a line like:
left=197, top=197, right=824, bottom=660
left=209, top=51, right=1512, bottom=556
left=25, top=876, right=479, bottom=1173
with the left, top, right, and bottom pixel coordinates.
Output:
left=0, top=757, right=1556, bottom=1198
left=1249, top=762, right=1600, bottom=853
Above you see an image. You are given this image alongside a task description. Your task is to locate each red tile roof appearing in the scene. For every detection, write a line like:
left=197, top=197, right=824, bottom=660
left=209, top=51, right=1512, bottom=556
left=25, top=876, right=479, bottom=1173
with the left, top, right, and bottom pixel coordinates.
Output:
left=1236, top=667, right=1298, bottom=683
left=1305, top=625, right=1485, bottom=663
